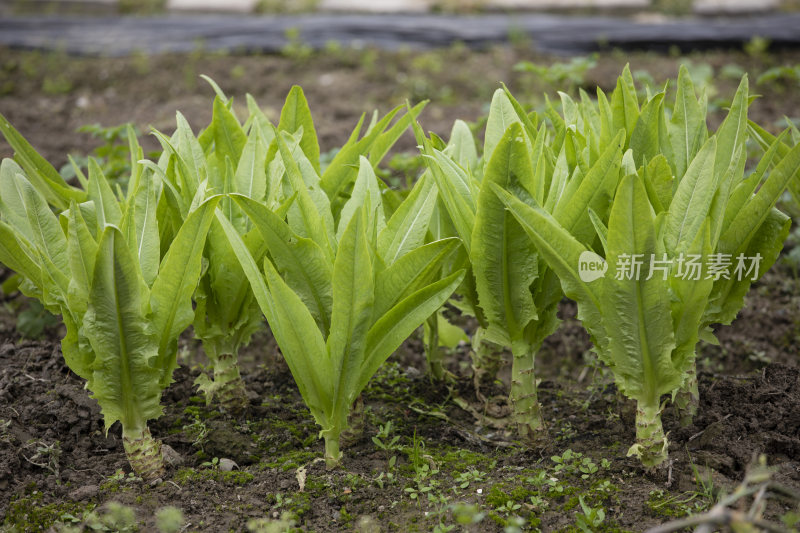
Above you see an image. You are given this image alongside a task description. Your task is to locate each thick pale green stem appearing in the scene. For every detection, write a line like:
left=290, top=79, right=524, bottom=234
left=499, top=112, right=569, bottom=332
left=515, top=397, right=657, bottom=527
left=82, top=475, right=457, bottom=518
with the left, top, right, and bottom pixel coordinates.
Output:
left=673, top=364, right=699, bottom=427
left=627, top=402, right=669, bottom=468
left=323, top=432, right=342, bottom=469
left=471, top=328, right=504, bottom=387
left=510, top=341, right=544, bottom=438
left=196, top=338, right=249, bottom=415
left=212, top=352, right=248, bottom=415
left=424, top=313, right=445, bottom=381
left=122, top=426, right=165, bottom=482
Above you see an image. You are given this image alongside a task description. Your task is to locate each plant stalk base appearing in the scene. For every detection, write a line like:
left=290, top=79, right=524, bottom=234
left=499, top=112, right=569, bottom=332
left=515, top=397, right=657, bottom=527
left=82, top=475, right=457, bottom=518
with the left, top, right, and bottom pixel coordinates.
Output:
left=510, top=344, right=544, bottom=439
left=123, top=427, right=165, bottom=482
left=213, top=353, right=248, bottom=415
left=324, top=434, right=341, bottom=470
left=673, top=366, right=699, bottom=428
left=627, top=404, right=669, bottom=468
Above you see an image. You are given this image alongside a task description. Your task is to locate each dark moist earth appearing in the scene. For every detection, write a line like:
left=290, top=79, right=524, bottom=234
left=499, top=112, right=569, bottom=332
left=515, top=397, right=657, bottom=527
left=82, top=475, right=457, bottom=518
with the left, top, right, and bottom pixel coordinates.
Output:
left=0, top=43, right=799, bottom=532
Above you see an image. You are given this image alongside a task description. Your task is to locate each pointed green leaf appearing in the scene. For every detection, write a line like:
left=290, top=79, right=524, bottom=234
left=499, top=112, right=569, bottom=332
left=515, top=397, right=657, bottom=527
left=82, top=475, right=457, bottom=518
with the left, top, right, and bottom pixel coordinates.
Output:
left=611, top=64, right=639, bottom=146
left=278, top=86, right=321, bottom=174
left=484, top=88, right=522, bottom=166
left=84, top=226, right=162, bottom=432
left=368, top=100, right=426, bottom=167
left=374, top=237, right=459, bottom=320
left=718, top=141, right=800, bottom=256
left=88, top=158, right=122, bottom=230
left=664, top=137, right=717, bottom=255
left=490, top=183, right=605, bottom=347
left=234, top=125, right=268, bottom=203
left=150, top=197, right=221, bottom=387
left=358, top=269, right=464, bottom=397
left=212, top=95, right=247, bottom=167
left=378, top=173, right=437, bottom=265
left=603, top=175, right=678, bottom=403
left=275, top=129, right=333, bottom=258
left=0, top=220, right=41, bottom=285
left=552, top=130, right=624, bottom=244
left=0, top=112, right=85, bottom=209
left=328, top=211, right=374, bottom=422
left=472, top=122, right=538, bottom=338
left=231, top=193, right=333, bottom=334
left=669, top=65, right=708, bottom=180
left=337, top=156, right=385, bottom=242
left=447, top=119, right=478, bottom=170
left=66, top=202, right=98, bottom=314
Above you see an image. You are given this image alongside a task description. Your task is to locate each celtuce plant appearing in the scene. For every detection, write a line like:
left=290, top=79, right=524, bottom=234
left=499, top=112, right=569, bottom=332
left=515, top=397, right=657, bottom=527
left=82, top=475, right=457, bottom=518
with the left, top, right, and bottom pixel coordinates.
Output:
left=418, top=87, right=624, bottom=437
left=220, top=110, right=463, bottom=466
left=493, top=67, right=800, bottom=466
left=147, top=82, right=273, bottom=414
left=0, top=148, right=219, bottom=480
left=149, top=81, right=424, bottom=413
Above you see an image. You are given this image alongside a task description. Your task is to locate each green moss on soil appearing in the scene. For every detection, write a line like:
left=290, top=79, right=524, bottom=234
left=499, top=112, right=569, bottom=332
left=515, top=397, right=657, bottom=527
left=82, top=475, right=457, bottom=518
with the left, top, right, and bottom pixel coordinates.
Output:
left=259, top=449, right=317, bottom=471
left=3, top=485, right=96, bottom=531
left=174, top=467, right=254, bottom=486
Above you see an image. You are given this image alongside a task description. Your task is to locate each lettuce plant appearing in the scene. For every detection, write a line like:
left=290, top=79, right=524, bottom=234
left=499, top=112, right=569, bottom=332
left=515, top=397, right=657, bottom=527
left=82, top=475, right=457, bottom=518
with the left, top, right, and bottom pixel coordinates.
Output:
left=219, top=118, right=463, bottom=466
left=493, top=69, right=800, bottom=466
left=418, top=88, right=623, bottom=436
left=147, top=84, right=273, bottom=413
left=0, top=156, right=218, bottom=480
left=148, top=81, right=424, bottom=413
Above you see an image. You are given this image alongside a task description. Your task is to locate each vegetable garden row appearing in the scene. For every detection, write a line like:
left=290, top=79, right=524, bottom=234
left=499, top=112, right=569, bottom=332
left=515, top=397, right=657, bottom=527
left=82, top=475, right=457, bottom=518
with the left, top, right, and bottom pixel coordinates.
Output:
left=0, top=64, right=798, bottom=486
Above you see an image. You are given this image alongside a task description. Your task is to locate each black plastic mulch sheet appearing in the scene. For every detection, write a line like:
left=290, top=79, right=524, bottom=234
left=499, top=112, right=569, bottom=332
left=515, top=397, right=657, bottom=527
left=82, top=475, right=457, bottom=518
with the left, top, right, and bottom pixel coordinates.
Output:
left=0, top=13, right=799, bottom=56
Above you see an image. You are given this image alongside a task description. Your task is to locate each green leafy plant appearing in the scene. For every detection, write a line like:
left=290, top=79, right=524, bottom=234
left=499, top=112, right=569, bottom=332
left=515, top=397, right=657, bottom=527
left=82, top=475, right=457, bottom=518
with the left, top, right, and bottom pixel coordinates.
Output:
left=492, top=66, right=800, bottom=466
left=418, top=86, right=624, bottom=436
left=149, top=81, right=428, bottom=414
left=217, top=92, right=463, bottom=466
left=0, top=137, right=219, bottom=479
left=575, top=496, right=606, bottom=532
left=146, top=79, right=275, bottom=414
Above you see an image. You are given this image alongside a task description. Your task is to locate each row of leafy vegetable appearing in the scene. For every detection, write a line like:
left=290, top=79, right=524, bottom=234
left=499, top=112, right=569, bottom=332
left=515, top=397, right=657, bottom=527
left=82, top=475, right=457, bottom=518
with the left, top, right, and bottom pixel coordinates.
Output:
left=0, top=66, right=798, bottom=482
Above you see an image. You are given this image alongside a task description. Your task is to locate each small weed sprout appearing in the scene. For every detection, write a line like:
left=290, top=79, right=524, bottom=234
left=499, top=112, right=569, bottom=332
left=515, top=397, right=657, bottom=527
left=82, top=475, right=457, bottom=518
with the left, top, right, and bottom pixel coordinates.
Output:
left=575, top=496, right=606, bottom=532
left=453, top=469, right=486, bottom=489
left=184, top=415, right=210, bottom=452
left=372, top=421, right=401, bottom=454
left=495, top=499, right=522, bottom=515
left=200, top=457, right=220, bottom=470
left=21, top=440, right=61, bottom=477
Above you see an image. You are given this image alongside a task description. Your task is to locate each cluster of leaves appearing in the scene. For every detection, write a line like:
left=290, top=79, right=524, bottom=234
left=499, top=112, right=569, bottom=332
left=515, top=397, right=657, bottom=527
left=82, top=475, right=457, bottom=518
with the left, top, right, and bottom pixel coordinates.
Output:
left=488, top=66, right=800, bottom=465
left=0, top=62, right=798, bottom=482
left=217, top=86, right=464, bottom=466
left=0, top=112, right=218, bottom=480
left=0, top=79, right=459, bottom=474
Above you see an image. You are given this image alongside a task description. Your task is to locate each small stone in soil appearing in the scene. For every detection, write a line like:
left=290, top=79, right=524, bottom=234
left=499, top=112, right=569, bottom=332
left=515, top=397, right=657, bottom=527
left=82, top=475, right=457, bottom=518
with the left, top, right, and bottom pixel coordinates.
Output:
left=219, top=458, right=238, bottom=471
left=162, top=445, right=184, bottom=467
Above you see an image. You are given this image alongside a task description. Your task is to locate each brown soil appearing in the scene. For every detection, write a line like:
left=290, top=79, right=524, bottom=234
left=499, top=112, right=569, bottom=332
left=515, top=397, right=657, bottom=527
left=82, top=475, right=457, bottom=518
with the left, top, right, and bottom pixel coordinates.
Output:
left=0, top=43, right=799, bottom=532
